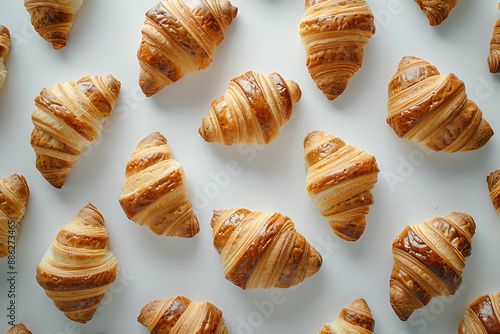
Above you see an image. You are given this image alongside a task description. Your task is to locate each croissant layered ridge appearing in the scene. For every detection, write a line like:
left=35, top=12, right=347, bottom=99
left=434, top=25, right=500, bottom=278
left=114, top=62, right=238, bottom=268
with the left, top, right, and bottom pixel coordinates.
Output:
left=414, top=0, right=457, bottom=26
left=459, top=292, right=500, bottom=334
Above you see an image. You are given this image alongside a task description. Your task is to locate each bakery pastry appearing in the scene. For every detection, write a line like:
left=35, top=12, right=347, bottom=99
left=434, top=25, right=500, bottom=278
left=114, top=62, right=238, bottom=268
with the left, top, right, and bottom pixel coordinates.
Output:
left=414, top=0, right=457, bottom=26
left=0, top=25, right=10, bottom=89
left=319, top=299, right=375, bottom=334
left=459, top=292, right=500, bottom=333
left=489, top=7, right=500, bottom=73
left=7, top=323, right=32, bottom=334
left=487, top=169, right=500, bottom=216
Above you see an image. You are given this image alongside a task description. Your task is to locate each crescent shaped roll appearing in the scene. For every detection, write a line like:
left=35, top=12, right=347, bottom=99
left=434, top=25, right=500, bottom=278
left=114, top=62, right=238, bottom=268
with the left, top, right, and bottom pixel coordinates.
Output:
left=199, top=71, right=301, bottom=145
left=459, top=292, right=500, bottom=334
left=211, top=208, right=322, bottom=290
left=304, top=131, right=379, bottom=241
left=0, top=174, right=30, bottom=258
left=24, top=0, right=85, bottom=49
left=119, top=132, right=200, bottom=238
left=319, top=299, right=375, bottom=334
left=7, top=324, right=32, bottom=334
left=0, top=25, right=10, bottom=89
left=387, top=56, right=493, bottom=152
left=138, top=296, right=228, bottom=334
left=414, top=0, right=457, bottom=26
left=30, top=74, right=121, bottom=188
left=487, top=169, right=500, bottom=216
left=489, top=8, right=500, bottom=73
left=389, top=212, right=475, bottom=321
left=36, top=204, right=118, bottom=323
left=299, top=0, right=376, bottom=100
left=138, top=0, right=237, bottom=96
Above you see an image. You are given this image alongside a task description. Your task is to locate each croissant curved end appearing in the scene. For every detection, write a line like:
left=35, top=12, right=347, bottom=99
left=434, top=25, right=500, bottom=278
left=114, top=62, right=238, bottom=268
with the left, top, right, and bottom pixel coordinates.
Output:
left=7, top=323, right=32, bottom=334
left=286, top=79, right=302, bottom=103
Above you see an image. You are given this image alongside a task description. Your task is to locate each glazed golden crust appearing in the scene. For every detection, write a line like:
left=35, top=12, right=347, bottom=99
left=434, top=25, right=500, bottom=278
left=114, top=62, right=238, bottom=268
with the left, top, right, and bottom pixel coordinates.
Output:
left=0, top=174, right=30, bottom=258
left=319, top=299, right=375, bottom=334
left=199, top=71, right=301, bottom=145
left=7, top=323, right=32, bottom=334
left=489, top=16, right=500, bottom=73
left=389, top=212, right=475, bottom=321
left=36, top=204, right=118, bottom=323
left=138, top=0, right=237, bottom=96
left=387, top=56, right=493, bottom=152
left=30, top=75, right=121, bottom=188
left=119, top=132, right=199, bottom=238
left=414, top=0, right=457, bottom=26
left=24, top=0, right=85, bottom=49
left=299, top=0, right=375, bottom=100
left=459, top=293, right=500, bottom=334
left=138, top=296, right=228, bottom=334
left=0, top=25, right=10, bottom=89
left=487, top=170, right=500, bottom=216
left=304, top=131, right=379, bottom=241
left=210, top=208, right=322, bottom=289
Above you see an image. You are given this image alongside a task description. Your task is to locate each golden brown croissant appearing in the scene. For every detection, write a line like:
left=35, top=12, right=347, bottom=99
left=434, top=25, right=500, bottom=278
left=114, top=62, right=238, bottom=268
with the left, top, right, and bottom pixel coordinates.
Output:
left=36, top=204, right=118, bottom=323
left=24, top=0, right=85, bottom=49
left=138, top=0, right=237, bottom=97
left=387, top=56, right=493, bottom=152
left=487, top=169, right=500, bottom=216
left=489, top=11, right=500, bottom=73
left=319, top=299, right=375, bottom=334
left=210, top=208, right=322, bottom=289
left=0, top=25, right=10, bottom=89
left=304, top=131, right=379, bottom=242
left=199, top=71, right=301, bottom=145
left=414, top=0, right=457, bottom=26
left=119, top=132, right=199, bottom=238
left=0, top=174, right=30, bottom=258
left=138, top=296, right=228, bottom=334
left=7, top=323, right=32, bottom=334
left=390, top=212, right=475, bottom=321
left=299, top=0, right=375, bottom=100
left=459, top=292, right=500, bottom=333
left=30, top=74, right=121, bottom=188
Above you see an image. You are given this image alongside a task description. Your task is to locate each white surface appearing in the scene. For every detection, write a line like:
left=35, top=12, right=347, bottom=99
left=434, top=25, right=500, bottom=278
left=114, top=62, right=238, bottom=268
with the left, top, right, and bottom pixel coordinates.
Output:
left=1, top=0, right=500, bottom=333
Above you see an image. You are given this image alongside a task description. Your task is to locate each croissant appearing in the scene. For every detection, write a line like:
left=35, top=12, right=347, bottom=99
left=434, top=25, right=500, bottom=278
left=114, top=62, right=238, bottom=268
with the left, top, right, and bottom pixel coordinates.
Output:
left=0, top=174, right=30, bottom=258
left=199, top=71, right=301, bottom=145
left=24, top=0, right=85, bottom=49
left=387, top=56, right=493, bottom=152
left=7, top=324, right=32, bottom=334
left=459, top=292, right=500, bottom=333
left=390, top=212, right=475, bottom=321
left=36, top=204, right=118, bottom=323
left=119, top=132, right=199, bottom=238
left=0, top=25, right=10, bottom=89
left=487, top=169, right=500, bottom=216
left=488, top=10, right=500, bottom=73
left=30, top=74, right=121, bottom=188
left=319, top=299, right=375, bottom=334
left=138, top=0, right=237, bottom=97
left=298, top=0, right=375, bottom=100
left=138, top=296, right=228, bottom=334
left=211, top=208, right=322, bottom=289
left=304, top=131, right=379, bottom=241
left=414, top=0, right=457, bottom=26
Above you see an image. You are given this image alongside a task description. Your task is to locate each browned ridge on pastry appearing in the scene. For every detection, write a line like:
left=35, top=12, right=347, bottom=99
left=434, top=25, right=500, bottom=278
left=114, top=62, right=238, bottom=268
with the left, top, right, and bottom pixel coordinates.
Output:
left=138, top=296, right=228, bottom=334
left=210, top=208, right=322, bottom=289
left=24, top=0, right=85, bottom=49
left=389, top=212, right=475, bottom=321
left=119, top=132, right=199, bottom=238
left=387, top=56, right=493, bottom=152
left=487, top=169, right=500, bottom=216
left=199, top=71, right=301, bottom=145
left=30, top=74, right=121, bottom=188
left=7, top=323, right=32, bottom=334
left=138, top=0, right=237, bottom=97
left=319, top=299, right=375, bottom=333
left=0, top=25, right=10, bottom=89
left=299, top=0, right=376, bottom=100
left=459, top=292, right=500, bottom=333
left=0, top=174, right=30, bottom=258
left=489, top=9, right=500, bottom=73
left=414, top=0, right=457, bottom=26
left=304, top=131, right=379, bottom=241
left=36, top=204, right=118, bottom=323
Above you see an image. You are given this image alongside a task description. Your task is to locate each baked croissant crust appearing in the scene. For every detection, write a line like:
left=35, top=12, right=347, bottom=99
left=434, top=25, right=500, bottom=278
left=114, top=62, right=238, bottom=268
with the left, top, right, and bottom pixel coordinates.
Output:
left=7, top=324, right=32, bottom=334
left=319, top=299, right=375, bottom=334
left=138, top=0, right=237, bottom=97
left=390, top=212, right=475, bottom=321
left=36, top=204, right=118, bottom=323
left=138, top=296, right=228, bottom=334
left=24, top=0, right=85, bottom=49
left=487, top=169, right=500, bottom=216
left=199, top=71, right=301, bottom=145
left=459, top=292, right=500, bottom=334
left=210, top=208, right=322, bottom=289
left=299, top=0, right=376, bottom=100
left=489, top=13, right=500, bottom=73
left=0, top=174, right=30, bottom=258
left=387, top=56, right=493, bottom=152
left=0, top=25, right=10, bottom=89
left=119, top=132, right=199, bottom=238
left=30, top=74, right=121, bottom=188
left=414, top=0, right=457, bottom=26
left=304, top=131, right=379, bottom=241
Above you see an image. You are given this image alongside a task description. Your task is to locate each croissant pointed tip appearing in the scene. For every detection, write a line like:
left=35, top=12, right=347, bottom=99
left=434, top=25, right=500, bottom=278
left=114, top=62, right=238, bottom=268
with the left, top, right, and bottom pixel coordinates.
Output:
left=286, top=80, right=302, bottom=103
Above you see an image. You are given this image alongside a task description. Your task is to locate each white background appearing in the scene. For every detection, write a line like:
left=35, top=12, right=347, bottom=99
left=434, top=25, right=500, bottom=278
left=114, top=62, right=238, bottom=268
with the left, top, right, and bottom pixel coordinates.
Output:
left=1, top=0, right=500, bottom=333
